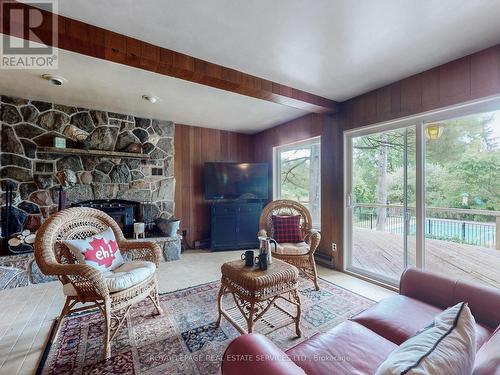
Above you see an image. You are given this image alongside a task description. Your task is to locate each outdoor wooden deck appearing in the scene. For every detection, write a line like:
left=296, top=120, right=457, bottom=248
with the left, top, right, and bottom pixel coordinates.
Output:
left=352, top=228, right=500, bottom=288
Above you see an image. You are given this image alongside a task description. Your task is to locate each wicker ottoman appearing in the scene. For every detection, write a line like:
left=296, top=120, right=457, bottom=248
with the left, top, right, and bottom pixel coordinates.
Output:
left=216, top=258, right=302, bottom=337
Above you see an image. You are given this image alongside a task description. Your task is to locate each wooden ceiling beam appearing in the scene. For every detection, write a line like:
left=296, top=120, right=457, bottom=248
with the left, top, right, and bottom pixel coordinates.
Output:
left=1, top=1, right=339, bottom=114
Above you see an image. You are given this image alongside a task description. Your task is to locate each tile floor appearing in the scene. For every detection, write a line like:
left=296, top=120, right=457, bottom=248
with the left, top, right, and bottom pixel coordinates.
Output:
left=0, top=250, right=394, bottom=375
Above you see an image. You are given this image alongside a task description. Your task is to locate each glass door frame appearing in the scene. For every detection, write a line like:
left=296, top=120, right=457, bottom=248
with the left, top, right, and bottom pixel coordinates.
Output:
left=343, top=95, right=500, bottom=287
left=344, top=127, right=415, bottom=286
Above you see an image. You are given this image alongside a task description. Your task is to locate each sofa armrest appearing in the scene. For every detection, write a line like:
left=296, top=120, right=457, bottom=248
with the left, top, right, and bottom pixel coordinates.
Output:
left=222, top=333, right=305, bottom=375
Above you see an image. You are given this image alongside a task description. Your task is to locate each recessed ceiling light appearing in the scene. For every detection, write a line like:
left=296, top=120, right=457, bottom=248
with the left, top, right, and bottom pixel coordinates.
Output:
left=142, top=95, right=160, bottom=104
left=41, top=74, right=67, bottom=86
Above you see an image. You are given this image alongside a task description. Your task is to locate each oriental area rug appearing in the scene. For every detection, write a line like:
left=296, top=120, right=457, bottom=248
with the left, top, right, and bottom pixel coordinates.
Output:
left=38, top=278, right=374, bottom=375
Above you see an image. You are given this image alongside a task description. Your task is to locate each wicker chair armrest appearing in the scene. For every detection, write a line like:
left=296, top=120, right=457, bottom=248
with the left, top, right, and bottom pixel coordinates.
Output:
left=304, top=229, right=321, bottom=254
left=119, top=240, right=162, bottom=266
left=49, top=263, right=110, bottom=299
left=257, top=229, right=268, bottom=238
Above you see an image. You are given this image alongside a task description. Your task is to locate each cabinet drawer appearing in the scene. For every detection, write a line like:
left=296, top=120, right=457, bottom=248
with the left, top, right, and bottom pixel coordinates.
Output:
left=212, top=205, right=239, bottom=215
left=239, top=204, right=261, bottom=213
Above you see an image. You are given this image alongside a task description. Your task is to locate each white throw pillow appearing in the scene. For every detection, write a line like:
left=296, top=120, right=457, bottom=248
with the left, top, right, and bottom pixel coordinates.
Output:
left=375, top=302, right=476, bottom=375
left=63, top=227, right=125, bottom=272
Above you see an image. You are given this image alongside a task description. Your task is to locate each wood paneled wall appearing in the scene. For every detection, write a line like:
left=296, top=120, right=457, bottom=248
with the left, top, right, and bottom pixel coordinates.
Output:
left=253, top=113, right=340, bottom=263
left=253, top=114, right=325, bottom=162
left=342, top=45, right=500, bottom=130
left=174, top=125, right=254, bottom=245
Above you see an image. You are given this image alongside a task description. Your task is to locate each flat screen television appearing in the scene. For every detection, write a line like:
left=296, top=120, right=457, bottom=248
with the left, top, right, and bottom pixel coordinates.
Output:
left=204, top=162, right=269, bottom=200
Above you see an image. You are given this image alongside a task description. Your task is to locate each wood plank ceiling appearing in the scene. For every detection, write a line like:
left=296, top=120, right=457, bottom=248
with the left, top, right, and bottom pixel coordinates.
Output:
left=1, top=1, right=339, bottom=114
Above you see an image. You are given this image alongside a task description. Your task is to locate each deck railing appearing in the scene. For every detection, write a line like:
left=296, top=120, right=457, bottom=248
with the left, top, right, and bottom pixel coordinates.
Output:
left=353, top=204, right=500, bottom=250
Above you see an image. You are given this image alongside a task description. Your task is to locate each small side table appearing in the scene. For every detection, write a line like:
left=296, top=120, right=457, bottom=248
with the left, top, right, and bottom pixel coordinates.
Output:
left=216, top=259, right=302, bottom=336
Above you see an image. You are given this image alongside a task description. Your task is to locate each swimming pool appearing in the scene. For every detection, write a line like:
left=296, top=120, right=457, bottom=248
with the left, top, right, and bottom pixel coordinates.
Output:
left=392, top=218, right=495, bottom=248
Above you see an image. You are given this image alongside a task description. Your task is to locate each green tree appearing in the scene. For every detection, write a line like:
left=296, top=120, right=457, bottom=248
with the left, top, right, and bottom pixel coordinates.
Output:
left=446, top=153, right=500, bottom=210
left=354, top=110, right=499, bottom=222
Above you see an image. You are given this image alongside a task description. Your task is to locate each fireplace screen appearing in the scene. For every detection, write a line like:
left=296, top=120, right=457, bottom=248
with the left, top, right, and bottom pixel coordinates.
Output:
left=72, top=200, right=140, bottom=237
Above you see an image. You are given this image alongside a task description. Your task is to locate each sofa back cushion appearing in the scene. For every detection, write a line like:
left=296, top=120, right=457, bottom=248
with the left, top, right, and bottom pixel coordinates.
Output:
left=400, top=267, right=500, bottom=329
left=453, top=281, right=500, bottom=330
left=375, top=302, right=476, bottom=375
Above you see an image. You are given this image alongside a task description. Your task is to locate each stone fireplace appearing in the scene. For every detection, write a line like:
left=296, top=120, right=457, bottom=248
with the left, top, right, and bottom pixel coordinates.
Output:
left=0, top=94, right=175, bottom=254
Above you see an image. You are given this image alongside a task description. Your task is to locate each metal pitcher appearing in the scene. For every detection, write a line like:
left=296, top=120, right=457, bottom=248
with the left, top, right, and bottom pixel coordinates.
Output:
left=258, top=236, right=277, bottom=265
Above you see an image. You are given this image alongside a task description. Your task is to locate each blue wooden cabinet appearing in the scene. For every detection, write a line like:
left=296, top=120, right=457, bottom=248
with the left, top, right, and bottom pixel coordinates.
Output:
left=210, top=202, right=262, bottom=250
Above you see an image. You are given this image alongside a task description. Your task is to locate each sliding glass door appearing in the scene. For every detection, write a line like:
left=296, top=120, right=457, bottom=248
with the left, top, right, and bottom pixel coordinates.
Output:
left=423, top=111, right=500, bottom=288
left=345, top=105, right=500, bottom=288
left=346, top=127, right=415, bottom=284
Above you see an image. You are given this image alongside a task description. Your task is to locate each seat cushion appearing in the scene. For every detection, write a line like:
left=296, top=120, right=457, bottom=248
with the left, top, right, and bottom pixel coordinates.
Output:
left=352, top=295, right=493, bottom=349
left=63, top=260, right=156, bottom=295
left=105, top=261, right=156, bottom=292
left=275, top=242, right=310, bottom=255
left=286, top=320, right=398, bottom=375
left=352, top=295, right=442, bottom=345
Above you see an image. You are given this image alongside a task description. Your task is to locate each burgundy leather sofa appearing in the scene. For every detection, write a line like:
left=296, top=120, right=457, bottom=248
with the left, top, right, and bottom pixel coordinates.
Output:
left=222, top=267, right=500, bottom=374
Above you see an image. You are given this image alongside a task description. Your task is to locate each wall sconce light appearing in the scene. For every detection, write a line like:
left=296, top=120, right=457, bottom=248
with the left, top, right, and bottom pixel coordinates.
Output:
left=425, top=123, right=444, bottom=140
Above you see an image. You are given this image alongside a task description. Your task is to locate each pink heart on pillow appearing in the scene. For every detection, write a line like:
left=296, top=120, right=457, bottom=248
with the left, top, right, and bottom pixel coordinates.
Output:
left=84, top=237, right=120, bottom=268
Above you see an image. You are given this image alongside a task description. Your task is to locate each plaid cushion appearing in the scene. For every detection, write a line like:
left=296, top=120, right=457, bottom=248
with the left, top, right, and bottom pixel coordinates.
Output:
left=272, top=215, right=302, bottom=243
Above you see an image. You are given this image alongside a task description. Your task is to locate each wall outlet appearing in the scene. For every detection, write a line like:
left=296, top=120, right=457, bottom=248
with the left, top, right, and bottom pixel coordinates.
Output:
left=194, top=239, right=210, bottom=249
left=331, top=243, right=337, bottom=252
left=152, top=167, right=163, bottom=176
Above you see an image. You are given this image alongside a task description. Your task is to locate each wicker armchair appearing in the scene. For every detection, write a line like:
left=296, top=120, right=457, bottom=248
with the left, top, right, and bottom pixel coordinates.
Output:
left=259, top=200, right=321, bottom=290
left=34, top=207, right=163, bottom=359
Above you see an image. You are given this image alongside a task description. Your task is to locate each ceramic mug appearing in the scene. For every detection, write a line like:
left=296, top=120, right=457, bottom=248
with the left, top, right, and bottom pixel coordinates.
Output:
left=241, top=250, right=254, bottom=266
left=255, top=253, right=268, bottom=270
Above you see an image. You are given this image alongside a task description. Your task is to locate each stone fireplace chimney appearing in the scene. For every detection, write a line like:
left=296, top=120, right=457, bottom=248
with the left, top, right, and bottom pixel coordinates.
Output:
left=0, top=95, right=175, bottom=253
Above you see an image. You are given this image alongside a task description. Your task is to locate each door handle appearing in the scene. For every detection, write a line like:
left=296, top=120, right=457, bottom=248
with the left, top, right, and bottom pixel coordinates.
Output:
left=346, top=193, right=353, bottom=208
